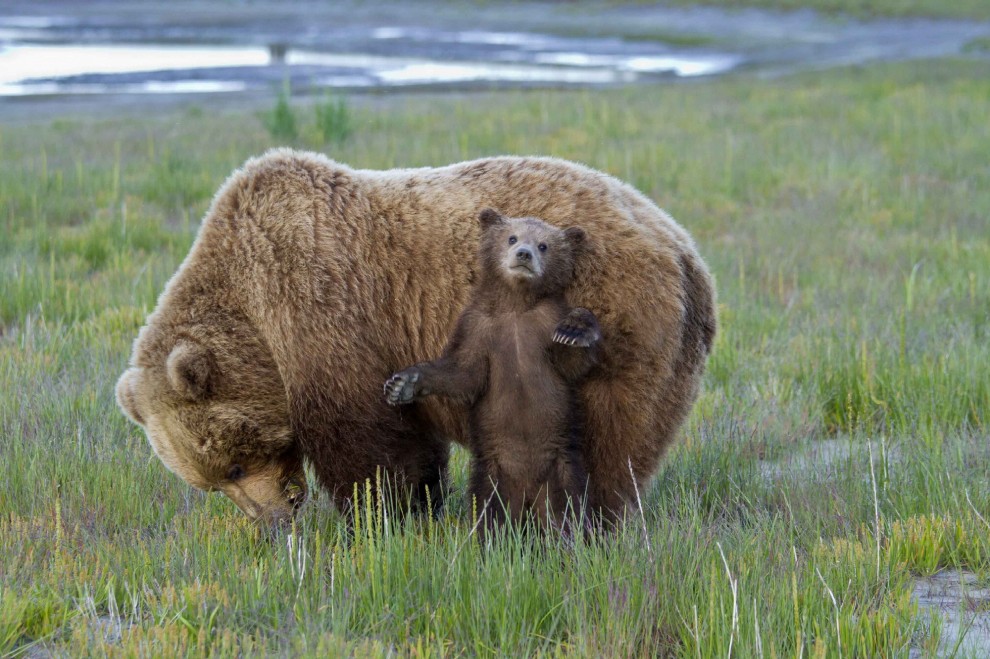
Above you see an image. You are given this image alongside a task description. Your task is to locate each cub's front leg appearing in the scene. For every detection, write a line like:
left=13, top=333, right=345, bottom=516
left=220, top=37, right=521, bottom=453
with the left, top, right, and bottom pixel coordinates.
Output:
left=385, top=310, right=487, bottom=407
left=552, top=307, right=601, bottom=348
left=383, top=366, right=428, bottom=406
left=384, top=356, right=484, bottom=407
left=550, top=307, right=602, bottom=382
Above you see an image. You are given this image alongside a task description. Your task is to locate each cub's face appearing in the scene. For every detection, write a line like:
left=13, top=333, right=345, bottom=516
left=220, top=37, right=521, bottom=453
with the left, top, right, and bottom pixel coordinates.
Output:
left=478, top=208, right=586, bottom=295
left=116, top=327, right=307, bottom=527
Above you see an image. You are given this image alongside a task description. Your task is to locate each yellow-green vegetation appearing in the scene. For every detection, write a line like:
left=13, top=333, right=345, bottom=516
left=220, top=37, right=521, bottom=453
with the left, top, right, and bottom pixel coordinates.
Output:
left=1, top=58, right=989, bottom=656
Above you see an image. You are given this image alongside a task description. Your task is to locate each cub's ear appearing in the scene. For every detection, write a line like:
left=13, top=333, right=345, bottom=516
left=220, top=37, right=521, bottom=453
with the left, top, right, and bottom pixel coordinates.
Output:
left=116, top=368, right=146, bottom=426
left=479, top=208, right=506, bottom=230
left=564, top=226, right=586, bottom=246
left=166, top=341, right=216, bottom=401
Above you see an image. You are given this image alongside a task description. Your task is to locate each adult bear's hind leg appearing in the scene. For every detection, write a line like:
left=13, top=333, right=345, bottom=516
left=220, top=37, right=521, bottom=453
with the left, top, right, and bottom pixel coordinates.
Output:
left=580, top=372, right=686, bottom=526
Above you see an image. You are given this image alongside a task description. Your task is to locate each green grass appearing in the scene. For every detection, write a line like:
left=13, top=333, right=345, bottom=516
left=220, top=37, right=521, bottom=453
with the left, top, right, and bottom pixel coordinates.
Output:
left=2, top=58, right=989, bottom=656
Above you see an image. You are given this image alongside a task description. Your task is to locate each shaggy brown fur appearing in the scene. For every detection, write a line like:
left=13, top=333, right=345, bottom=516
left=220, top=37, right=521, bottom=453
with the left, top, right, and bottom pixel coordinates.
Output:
left=385, top=210, right=600, bottom=536
left=116, top=149, right=717, bottom=527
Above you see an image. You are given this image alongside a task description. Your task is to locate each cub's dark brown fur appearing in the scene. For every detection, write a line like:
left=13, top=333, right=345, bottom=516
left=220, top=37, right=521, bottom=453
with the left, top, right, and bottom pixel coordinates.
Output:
left=385, top=209, right=600, bottom=536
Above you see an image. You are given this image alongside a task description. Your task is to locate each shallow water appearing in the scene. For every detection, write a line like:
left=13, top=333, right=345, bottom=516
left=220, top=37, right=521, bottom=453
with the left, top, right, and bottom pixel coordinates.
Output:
left=0, top=1, right=986, bottom=102
left=0, top=43, right=266, bottom=95
left=911, top=571, right=990, bottom=657
left=0, top=17, right=740, bottom=97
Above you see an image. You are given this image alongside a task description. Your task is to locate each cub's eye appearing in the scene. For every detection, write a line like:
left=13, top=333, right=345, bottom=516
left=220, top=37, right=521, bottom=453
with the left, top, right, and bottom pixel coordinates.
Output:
left=508, top=235, right=517, bottom=245
left=227, top=464, right=245, bottom=481
left=538, top=243, right=548, bottom=252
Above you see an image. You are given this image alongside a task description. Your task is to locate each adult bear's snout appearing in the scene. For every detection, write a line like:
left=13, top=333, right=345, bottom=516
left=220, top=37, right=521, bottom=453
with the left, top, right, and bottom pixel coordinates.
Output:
left=286, top=479, right=307, bottom=510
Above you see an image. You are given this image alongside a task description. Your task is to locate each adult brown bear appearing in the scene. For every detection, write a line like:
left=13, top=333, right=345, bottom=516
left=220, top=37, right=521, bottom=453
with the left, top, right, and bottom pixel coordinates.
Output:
left=115, top=149, right=716, bottom=526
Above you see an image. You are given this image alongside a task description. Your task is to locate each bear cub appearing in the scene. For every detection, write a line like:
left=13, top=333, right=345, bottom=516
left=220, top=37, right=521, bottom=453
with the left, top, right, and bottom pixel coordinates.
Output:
left=385, top=208, right=601, bottom=537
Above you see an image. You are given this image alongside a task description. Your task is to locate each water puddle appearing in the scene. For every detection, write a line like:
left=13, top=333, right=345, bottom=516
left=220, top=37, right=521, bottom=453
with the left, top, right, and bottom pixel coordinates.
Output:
left=0, top=43, right=266, bottom=95
left=2, top=4, right=987, bottom=101
left=911, top=570, right=990, bottom=657
left=760, top=437, right=877, bottom=482
left=0, top=15, right=740, bottom=97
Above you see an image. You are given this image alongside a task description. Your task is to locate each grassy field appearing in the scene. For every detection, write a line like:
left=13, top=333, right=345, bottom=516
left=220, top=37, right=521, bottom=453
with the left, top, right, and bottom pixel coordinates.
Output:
left=2, top=57, right=989, bottom=656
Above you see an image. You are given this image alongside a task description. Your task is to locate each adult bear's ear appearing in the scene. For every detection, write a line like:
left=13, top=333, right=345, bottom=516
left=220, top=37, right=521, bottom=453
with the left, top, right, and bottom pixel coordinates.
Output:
left=116, top=368, right=146, bottom=425
left=166, top=341, right=216, bottom=401
left=564, top=226, right=586, bottom=246
left=479, top=208, right=505, bottom=230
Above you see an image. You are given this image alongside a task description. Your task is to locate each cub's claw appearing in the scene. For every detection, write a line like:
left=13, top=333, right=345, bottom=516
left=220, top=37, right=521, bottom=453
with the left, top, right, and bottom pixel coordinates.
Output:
left=384, top=369, right=421, bottom=406
left=552, top=308, right=601, bottom=348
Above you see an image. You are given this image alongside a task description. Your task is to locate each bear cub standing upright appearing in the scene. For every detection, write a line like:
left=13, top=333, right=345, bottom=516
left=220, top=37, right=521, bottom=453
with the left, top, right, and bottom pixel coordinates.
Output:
left=385, top=208, right=601, bottom=537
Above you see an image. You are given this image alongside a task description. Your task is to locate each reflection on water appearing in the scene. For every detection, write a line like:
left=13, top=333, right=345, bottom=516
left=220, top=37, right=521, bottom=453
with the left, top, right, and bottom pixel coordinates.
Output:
left=1, top=80, right=249, bottom=96
left=533, top=52, right=738, bottom=77
left=286, top=50, right=631, bottom=86
left=372, top=27, right=560, bottom=49
left=0, top=44, right=269, bottom=94
left=0, top=16, right=742, bottom=97
left=376, top=61, right=625, bottom=85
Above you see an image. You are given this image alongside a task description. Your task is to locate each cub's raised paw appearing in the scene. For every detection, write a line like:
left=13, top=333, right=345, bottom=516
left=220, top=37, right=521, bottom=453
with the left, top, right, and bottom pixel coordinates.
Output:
left=552, top=308, right=601, bottom=348
left=384, top=368, right=421, bottom=406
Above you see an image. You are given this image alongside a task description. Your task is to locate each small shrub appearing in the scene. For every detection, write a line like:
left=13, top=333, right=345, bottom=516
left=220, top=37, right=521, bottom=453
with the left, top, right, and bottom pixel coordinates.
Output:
left=265, top=87, right=298, bottom=141
left=315, top=93, right=353, bottom=144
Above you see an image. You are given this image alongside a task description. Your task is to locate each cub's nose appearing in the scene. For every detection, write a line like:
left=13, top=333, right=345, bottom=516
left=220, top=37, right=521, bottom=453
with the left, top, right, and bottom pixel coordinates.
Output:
left=515, top=247, right=532, bottom=262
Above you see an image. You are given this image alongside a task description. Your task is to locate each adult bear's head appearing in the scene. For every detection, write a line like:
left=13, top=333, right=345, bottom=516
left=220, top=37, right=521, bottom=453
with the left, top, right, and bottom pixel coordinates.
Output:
left=115, top=308, right=307, bottom=527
